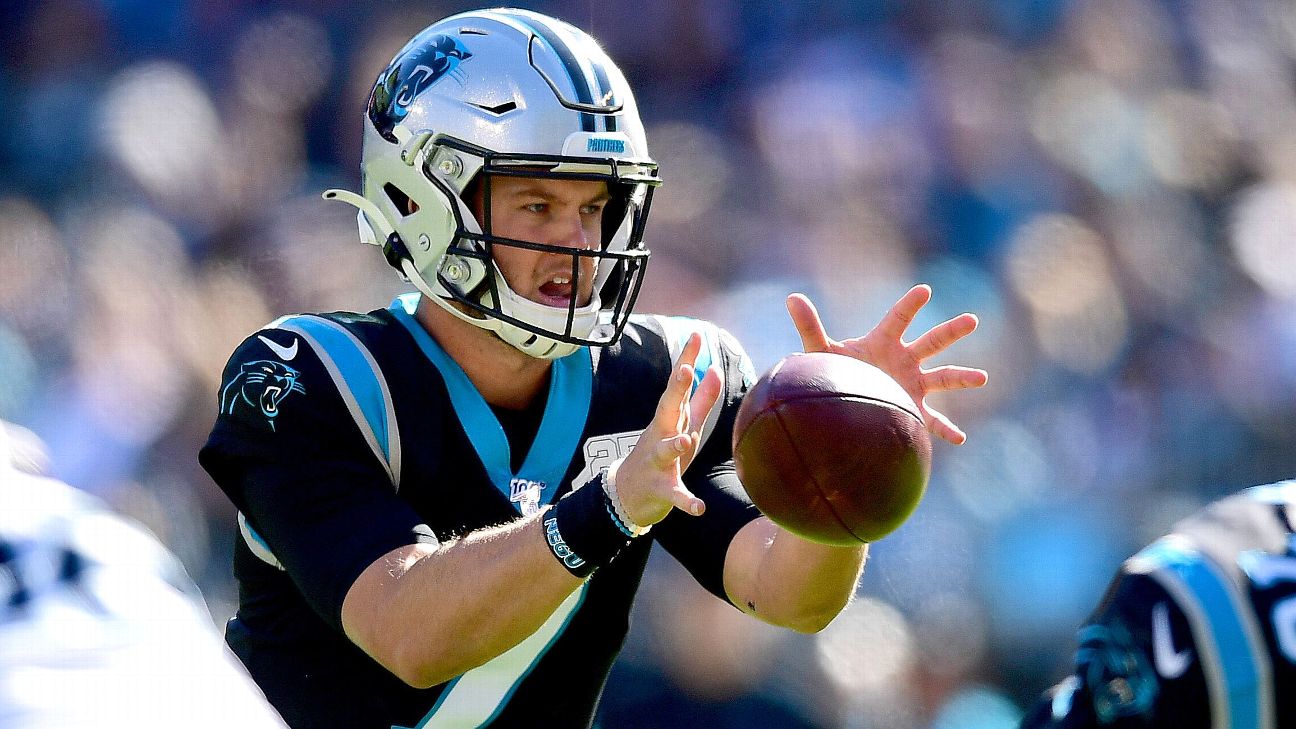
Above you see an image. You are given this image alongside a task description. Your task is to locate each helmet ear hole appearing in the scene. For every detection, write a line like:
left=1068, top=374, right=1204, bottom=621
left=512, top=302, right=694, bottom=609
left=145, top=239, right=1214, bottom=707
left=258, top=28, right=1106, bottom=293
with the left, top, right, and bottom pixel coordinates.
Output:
left=458, top=174, right=486, bottom=228
left=384, top=184, right=415, bottom=217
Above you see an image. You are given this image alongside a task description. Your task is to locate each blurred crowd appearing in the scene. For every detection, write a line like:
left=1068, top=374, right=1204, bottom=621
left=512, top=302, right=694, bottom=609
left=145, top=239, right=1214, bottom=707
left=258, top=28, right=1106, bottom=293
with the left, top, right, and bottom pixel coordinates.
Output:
left=2, top=0, right=1295, bottom=727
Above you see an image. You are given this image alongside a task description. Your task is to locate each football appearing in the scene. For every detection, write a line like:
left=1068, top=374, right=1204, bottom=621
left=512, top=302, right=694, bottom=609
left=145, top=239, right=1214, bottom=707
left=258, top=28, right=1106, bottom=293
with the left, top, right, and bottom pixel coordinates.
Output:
left=732, top=352, right=932, bottom=545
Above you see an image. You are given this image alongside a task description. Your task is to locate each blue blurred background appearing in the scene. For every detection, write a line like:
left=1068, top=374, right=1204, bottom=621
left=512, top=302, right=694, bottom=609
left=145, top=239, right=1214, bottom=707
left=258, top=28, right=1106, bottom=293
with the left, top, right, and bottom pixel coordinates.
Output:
left=2, top=0, right=1295, bottom=726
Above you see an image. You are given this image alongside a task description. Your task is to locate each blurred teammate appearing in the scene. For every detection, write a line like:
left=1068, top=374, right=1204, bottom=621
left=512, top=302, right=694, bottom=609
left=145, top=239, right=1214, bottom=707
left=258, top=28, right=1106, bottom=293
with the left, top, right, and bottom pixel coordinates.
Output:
left=0, top=422, right=287, bottom=727
left=199, top=8, right=987, bottom=728
left=1022, top=480, right=1296, bottom=728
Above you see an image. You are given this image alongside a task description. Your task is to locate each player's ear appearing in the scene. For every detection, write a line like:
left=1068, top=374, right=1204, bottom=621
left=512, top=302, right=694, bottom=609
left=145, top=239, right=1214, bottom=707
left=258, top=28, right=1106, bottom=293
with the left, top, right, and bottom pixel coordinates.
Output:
left=462, top=176, right=485, bottom=221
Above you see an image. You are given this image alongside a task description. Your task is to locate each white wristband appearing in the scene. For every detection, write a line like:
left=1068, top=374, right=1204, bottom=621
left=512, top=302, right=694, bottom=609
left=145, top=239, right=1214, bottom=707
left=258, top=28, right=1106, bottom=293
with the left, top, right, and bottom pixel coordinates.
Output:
left=602, top=460, right=651, bottom=537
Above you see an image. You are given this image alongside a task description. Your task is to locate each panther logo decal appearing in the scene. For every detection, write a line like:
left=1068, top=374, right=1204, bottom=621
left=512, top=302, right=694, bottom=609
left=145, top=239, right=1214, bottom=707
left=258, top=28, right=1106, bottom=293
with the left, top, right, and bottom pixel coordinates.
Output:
left=219, top=360, right=306, bottom=431
left=1075, top=618, right=1159, bottom=722
left=368, top=34, right=472, bottom=142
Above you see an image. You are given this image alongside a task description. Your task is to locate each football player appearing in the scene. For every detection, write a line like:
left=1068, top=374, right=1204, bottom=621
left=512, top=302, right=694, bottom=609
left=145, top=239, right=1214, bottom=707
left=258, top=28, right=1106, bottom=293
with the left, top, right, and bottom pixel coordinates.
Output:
left=1021, top=480, right=1296, bottom=728
left=199, top=9, right=987, bottom=728
left=0, top=423, right=287, bottom=727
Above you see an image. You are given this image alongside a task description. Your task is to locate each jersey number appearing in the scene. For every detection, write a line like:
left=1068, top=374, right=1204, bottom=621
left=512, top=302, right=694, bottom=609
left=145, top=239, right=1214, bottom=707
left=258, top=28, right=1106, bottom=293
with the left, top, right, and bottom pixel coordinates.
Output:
left=573, top=431, right=642, bottom=486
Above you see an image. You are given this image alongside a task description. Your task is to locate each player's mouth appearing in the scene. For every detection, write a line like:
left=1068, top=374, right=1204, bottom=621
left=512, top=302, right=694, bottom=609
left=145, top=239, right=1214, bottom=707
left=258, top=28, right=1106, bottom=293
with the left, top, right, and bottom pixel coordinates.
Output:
left=537, top=274, right=578, bottom=308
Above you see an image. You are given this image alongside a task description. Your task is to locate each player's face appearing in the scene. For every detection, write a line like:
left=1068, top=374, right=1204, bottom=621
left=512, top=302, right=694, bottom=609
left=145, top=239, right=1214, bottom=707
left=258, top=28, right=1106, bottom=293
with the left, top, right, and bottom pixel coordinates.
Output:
left=475, top=175, right=609, bottom=309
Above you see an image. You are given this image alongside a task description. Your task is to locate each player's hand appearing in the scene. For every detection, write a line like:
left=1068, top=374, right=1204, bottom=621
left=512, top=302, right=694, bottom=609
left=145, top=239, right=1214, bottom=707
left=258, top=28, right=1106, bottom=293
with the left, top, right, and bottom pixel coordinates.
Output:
left=786, top=285, right=987, bottom=445
left=609, top=332, right=722, bottom=525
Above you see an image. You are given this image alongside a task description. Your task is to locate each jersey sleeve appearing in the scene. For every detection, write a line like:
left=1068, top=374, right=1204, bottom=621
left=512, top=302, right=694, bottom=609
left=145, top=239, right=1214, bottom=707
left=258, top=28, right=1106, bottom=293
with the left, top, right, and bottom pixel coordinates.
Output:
left=199, top=327, right=434, bottom=633
left=1023, top=483, right=1296, bottom=729
left=1020, top=566, right=1210, bottom=729
left=652, top=322, right=762, bottom=604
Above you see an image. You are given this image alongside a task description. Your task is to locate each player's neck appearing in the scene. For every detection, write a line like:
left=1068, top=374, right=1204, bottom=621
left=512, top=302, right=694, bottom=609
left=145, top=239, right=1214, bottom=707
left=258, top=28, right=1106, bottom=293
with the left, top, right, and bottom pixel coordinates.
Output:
left=415, top=297, right=551, bottom=410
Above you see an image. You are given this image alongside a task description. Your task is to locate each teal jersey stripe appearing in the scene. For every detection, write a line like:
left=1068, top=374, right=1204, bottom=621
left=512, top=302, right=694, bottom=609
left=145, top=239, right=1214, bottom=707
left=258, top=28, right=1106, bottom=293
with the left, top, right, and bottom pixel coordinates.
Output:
left=275, top=315, right=400, bottom=485
left=389, top=294, right=592, bottom=511
left=1134, top=538, right=1274, bottom=729
left=397, top=585, right=590, bottom=729
left=654, top=315, right=715, bottom=396
left=237, top=512, right=284, bottom=570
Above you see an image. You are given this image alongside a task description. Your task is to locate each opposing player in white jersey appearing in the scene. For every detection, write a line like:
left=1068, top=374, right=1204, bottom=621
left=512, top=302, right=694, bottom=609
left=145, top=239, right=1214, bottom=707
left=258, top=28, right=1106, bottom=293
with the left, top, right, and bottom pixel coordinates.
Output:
left=0, top=422, right=287, bottom=728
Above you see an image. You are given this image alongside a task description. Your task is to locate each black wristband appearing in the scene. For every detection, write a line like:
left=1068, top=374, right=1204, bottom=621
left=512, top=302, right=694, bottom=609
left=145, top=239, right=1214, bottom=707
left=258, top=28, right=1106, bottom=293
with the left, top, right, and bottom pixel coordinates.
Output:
left=543, top=472, right=633, bottom=579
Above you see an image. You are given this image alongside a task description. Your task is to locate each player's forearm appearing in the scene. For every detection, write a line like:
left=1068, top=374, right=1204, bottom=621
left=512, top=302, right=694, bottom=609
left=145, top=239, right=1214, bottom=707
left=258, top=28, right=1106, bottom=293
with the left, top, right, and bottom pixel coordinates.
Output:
left=725, top=517, right=867, bottom=633
left=342, top=514, right=582, bottom=688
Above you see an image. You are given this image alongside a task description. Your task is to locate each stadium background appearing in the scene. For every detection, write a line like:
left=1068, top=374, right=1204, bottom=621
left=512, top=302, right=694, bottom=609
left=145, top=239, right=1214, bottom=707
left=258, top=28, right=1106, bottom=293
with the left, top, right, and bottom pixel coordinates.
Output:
left=2, top=0, right=1295, bottom=726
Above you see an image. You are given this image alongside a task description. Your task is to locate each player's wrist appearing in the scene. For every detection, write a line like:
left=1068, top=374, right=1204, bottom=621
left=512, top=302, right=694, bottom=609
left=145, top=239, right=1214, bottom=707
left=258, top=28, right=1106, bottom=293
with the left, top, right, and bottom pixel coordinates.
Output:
left=542, top=471, right=644, bottom=579
left=602, top=461, right=652, bottom=537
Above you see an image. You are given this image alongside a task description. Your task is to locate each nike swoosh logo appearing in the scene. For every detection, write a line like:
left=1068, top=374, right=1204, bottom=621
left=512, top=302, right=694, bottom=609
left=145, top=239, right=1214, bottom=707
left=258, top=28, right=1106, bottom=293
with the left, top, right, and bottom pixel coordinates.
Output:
left=1152, top=600, right=1193, bottom=679
left=257, top=335, right=298, bottom=361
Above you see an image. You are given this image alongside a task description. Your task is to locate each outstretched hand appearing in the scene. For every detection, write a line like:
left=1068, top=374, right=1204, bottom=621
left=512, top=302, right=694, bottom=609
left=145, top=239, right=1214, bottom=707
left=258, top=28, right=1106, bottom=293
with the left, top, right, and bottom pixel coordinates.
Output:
left=786, top=285, right=988, bottom=445
left=610, top=332, right=723, bottom=525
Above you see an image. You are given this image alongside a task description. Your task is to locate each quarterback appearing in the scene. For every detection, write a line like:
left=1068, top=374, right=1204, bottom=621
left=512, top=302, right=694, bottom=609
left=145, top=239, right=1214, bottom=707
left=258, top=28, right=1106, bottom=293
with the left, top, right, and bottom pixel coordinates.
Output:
left=200, top=8, right=987, bottom=728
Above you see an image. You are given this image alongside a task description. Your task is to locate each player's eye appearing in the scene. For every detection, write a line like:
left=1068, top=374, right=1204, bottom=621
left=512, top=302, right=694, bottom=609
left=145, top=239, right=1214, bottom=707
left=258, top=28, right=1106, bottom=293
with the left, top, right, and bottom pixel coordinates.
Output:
left=523, top=202, right=547, bottom=214
left=580, top=202, right=605, bottom=216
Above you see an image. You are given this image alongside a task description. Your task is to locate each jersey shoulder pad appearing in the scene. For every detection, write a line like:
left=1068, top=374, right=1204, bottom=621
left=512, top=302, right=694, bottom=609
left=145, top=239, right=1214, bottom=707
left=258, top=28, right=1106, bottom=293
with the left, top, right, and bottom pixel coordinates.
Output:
left=216, top=311, right=401, bottom=486
left=216, top=325, right=322, bottom=436
left=1167, top=485, right=1295, bottom=584
left=626, top=314, right=758, bottom=391
left=623, top=314, right=758, bottom=455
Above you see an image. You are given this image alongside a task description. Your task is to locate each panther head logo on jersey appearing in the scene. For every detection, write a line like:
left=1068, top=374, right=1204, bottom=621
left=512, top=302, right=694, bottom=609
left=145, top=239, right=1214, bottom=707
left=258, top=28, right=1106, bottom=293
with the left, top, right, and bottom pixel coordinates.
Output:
left=1074, top=618, right=1160, bottom=722
left=220, top=360, right=306, bottom=431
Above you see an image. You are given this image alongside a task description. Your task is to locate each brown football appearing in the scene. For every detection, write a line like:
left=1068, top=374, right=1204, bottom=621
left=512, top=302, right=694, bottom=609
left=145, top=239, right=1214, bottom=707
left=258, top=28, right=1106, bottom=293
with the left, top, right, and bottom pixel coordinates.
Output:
left=732, top=352, right=932, bottom=545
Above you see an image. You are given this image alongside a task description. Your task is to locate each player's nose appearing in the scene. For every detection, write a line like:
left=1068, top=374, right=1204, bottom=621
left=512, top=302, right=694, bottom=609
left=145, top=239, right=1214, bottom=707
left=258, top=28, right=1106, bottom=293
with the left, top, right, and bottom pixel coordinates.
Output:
left=548, top=209, right=594, bottom=251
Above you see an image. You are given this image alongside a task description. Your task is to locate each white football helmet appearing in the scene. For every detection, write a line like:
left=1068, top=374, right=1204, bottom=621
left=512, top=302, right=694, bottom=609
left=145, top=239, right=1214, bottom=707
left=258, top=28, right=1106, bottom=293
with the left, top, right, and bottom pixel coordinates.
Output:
left=326, top=8, right=660, bottom=359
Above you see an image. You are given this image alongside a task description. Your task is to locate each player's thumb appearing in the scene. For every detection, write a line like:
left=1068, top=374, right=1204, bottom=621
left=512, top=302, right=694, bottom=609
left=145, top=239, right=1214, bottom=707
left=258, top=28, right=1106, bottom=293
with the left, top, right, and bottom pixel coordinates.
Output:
left=672, top=481, right=706, bottom=517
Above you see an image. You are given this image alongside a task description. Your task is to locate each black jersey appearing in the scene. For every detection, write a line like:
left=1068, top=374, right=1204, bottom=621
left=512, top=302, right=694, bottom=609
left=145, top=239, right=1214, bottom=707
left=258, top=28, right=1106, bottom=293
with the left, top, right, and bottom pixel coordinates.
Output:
left=199, top=294, right=762, bottom=729
left=1021, top=481, right=1296, bottom=729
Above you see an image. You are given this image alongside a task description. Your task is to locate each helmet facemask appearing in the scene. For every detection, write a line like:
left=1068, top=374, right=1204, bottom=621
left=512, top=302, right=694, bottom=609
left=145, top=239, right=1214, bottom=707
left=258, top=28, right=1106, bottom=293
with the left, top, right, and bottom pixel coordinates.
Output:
left=423, top=136, right=656, bottom=358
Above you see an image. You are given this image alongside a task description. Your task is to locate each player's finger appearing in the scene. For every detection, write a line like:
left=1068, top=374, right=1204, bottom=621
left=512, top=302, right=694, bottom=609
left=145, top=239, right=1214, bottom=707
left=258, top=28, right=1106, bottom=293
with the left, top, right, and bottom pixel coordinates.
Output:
left=687, top=367, right=722, bottom=436
left=907, top=313, right=979, bottom=361
left=671, top=343, right=708, bottom=434
left=874, top=284, right=931, bottom=343
left=646, top=433, right=692, bottom=469
left=786, top=293, right=833, bottom=352
left=921, top=365, right=988, bottom=393
left=652, top=360, right=697, bottom=435
left=922, top=403, right=967, bottom=445
left=670, top=478, right=706, bottom=517
left=676, top=331, right=703, bottom=370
